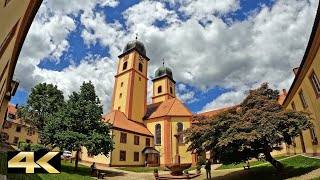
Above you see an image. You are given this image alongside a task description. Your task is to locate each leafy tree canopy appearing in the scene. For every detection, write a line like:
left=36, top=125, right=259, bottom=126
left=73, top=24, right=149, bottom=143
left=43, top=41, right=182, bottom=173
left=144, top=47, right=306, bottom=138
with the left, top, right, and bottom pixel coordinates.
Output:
left=41, top=81, right=114, bottom=170
left=17, top=83, right=64, bottom=131
left=185, top=83, right=311, bottom=171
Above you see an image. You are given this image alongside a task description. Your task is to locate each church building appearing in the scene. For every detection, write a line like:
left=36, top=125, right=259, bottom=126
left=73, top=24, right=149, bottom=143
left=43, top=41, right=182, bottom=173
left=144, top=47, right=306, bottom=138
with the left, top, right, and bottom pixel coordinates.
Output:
left=79, top=39, right=196, bottom=167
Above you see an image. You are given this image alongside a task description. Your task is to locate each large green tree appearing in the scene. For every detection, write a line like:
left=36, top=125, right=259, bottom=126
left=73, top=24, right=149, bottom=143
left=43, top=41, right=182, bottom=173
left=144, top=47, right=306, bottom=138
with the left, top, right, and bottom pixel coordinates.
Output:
left=185, top=83, right=311, bottom=171
left=41, top=81, right=114, bottom=170
left=17, top=83, right=64, bottom=131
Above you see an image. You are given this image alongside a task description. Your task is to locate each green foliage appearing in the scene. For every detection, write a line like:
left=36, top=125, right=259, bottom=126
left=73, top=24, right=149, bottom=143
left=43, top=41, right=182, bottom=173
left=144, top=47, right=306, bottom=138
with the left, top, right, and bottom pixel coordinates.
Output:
left=153, top=168, right=158, bottom=173
left=196, top=165, right=202, bottom=170
left=30, top=144, right=50, bottom=152
left=41, top=81, right=114, bottom=170
left=0, top=152, right=7, bottom=175
left=17, top=83, right=64, bottom=132
left=18, top=141, right=31, bottom=151
left=185, top=83, right=312, bottom=171
left=184, top=169, right=189, bottom=174
left=197, top=156, right=205, bottom=165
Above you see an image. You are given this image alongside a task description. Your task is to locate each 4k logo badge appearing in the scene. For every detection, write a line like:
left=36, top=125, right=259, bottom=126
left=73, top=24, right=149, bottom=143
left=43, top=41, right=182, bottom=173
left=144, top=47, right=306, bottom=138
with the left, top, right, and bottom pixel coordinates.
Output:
left=7, top=151, right=61, bottom=174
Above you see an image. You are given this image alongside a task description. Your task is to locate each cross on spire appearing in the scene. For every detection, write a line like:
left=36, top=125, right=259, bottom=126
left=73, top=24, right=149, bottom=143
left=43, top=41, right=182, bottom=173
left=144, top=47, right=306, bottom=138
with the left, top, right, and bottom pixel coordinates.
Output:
left=163, top=59, right=165, bottom=67
left=135, top=33, right=139, bottom=40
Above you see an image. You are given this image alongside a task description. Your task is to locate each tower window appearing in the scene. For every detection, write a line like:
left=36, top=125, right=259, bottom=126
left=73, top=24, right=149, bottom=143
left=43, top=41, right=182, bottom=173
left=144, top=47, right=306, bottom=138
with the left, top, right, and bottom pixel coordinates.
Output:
left=139, top=77, right=141, bottom=81
left=123, top=61, right=128, bottom=71
left=121, top=82, right=123, bottom=87
left=155, top=124, right=161, bottom=145
left=118, top=106, right=121, bottom=111
left=138, top=63, right=143, bottom=72
left=119, top=93, right=122, bottom=99
left=158, top=86, right=162, bottom=93
left=170, top=87, right=173, bottom=94
left=177, top=122, right=184, bottom=143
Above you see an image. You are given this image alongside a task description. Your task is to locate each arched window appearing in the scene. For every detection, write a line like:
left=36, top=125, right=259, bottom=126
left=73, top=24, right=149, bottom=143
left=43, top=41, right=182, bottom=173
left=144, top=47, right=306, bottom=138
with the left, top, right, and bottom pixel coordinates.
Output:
left=170, top=87, right=173, bottom=94
left=123, top=61, right=128, bottom=71
left=138, top=63, right=143, bottom=72
left=177, top=122, right=183, bottom=143
left=155, top=124, right=161, bottom=145
left=158, top=86, right=162, bottom=93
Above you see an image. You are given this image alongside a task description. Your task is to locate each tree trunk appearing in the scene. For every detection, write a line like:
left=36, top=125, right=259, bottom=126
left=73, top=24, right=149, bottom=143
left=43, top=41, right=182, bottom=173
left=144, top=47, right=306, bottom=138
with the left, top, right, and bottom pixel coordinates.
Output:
left=74, top=150, right=79, bottom=171
left=264, top=151, right=283, bottom=171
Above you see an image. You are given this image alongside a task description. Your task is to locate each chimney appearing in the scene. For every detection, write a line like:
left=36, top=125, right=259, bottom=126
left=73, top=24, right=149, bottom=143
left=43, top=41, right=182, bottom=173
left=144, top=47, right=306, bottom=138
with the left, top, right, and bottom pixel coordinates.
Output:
left=282, top=89, right=287, bottom=96
left=293, top=67, right=299, bottom=75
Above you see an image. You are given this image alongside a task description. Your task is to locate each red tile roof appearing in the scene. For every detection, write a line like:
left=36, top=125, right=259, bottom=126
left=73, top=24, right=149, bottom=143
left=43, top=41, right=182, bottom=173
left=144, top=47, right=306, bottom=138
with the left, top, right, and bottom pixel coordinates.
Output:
left=196, top=106, right=236, bottom=117
left=148, top=98, right=192, bottom=119
left=103, top=110, right=153, bottom=137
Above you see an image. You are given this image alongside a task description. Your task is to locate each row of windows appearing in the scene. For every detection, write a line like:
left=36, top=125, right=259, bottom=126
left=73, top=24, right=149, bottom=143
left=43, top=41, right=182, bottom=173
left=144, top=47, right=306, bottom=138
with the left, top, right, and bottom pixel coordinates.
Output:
left=2, top=121, right=35, bottom=136
left=119, top=151, right=140, bottom=161
left=290, top=71, right=320, bottom=146
left=154, top=122, right=184, bottom=145
left=0, top=133, right=32, bottom=145
left=122, top=61, right=143, bottom=73
left=291, top=71, right=320, bottom=110
left=157, top=86, right=173, bottom=94
left=120, top=132, right=151, bottom=146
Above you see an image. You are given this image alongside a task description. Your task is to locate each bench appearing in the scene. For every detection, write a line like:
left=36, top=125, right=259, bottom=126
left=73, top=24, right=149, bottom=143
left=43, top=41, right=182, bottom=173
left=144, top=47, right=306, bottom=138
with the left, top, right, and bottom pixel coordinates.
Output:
left=92, top=169, right=106, bottom=179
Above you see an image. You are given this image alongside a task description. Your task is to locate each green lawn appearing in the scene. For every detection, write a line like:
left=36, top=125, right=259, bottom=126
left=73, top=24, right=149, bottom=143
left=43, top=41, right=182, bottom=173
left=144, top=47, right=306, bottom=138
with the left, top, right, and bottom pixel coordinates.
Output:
left=117, top=166, right=197, bottom=173
left=214, top=155, right=320, bottom=180
left=217, top=156, right=289, bottom=170
left=6, top=161, right=114, bottom=180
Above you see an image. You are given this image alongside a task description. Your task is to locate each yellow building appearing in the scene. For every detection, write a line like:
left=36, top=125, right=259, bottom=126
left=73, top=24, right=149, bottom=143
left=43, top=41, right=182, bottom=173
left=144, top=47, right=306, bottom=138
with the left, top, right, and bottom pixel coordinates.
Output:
left=0, top=0, right=42, bottom=131
left=80, top=39, right=196, bottom=167
left=283, top=5, right=320, bottom=156
left=0, top=104, right=39, bottom=145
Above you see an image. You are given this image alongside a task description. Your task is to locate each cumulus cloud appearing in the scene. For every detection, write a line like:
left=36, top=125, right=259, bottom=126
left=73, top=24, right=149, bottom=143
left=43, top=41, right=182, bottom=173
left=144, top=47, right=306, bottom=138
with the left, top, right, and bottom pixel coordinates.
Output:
left=199, top=91, right=247, bottom=113
left=14, top=0, right=319, bottom=114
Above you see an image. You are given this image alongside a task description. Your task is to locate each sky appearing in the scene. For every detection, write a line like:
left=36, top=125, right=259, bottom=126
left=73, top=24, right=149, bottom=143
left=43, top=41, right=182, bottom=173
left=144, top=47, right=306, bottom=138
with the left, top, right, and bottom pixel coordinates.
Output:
left=10, top=0, right=319, bottom=114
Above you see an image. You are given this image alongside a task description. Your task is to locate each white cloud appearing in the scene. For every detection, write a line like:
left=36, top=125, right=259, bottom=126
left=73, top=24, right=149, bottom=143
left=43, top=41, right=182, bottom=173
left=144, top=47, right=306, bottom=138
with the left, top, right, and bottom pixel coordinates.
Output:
left=14, top=0, right=319, bottom=114
left=199, top=90, right=247, bottom=113
left=171, top=0, right=240, bottom=18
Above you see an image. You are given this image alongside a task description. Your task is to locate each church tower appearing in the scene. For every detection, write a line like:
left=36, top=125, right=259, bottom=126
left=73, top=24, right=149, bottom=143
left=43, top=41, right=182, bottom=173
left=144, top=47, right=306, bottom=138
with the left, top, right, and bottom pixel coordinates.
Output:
left=152, top=64, right=176, bottom=103
left=111, top=39, right=149, bottom=123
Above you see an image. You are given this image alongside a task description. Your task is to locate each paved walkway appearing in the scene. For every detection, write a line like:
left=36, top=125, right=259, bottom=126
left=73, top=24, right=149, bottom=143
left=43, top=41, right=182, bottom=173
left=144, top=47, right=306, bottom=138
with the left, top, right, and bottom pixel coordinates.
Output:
left=79, top=155, right=320, bottom=180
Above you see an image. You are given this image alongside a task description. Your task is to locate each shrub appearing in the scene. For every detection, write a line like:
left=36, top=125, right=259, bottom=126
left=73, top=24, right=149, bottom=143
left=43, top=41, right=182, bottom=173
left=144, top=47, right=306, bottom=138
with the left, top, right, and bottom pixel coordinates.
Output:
left=153, top=168, right=158, bottom=173
left=184, top=170, right=189, bottom=174
left=196, top=165, right=202, bottom=170
left=197, top=156, right=205, bottom=165
left=18, top=141, right=31, bottom=151
left=30, top=144, right=49, bottom=152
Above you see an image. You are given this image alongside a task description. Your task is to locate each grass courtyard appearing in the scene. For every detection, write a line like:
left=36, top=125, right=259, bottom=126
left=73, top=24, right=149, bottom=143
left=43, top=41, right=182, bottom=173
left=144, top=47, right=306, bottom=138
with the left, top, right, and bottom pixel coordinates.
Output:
left=217, top=155, right=289, bottom=170
left=213, top=155, right=320, bottom=180
left=1, top=155, right=320, bottom=179
left=6, top=161, right=114, bottom=180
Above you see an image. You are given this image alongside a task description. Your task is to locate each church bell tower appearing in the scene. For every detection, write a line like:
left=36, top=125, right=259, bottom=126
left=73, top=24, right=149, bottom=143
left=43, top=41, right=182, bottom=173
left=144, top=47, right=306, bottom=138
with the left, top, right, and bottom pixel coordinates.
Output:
left=152, top=62, right=176, bottom=103
left=111, top=39, right=149, bottom=123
